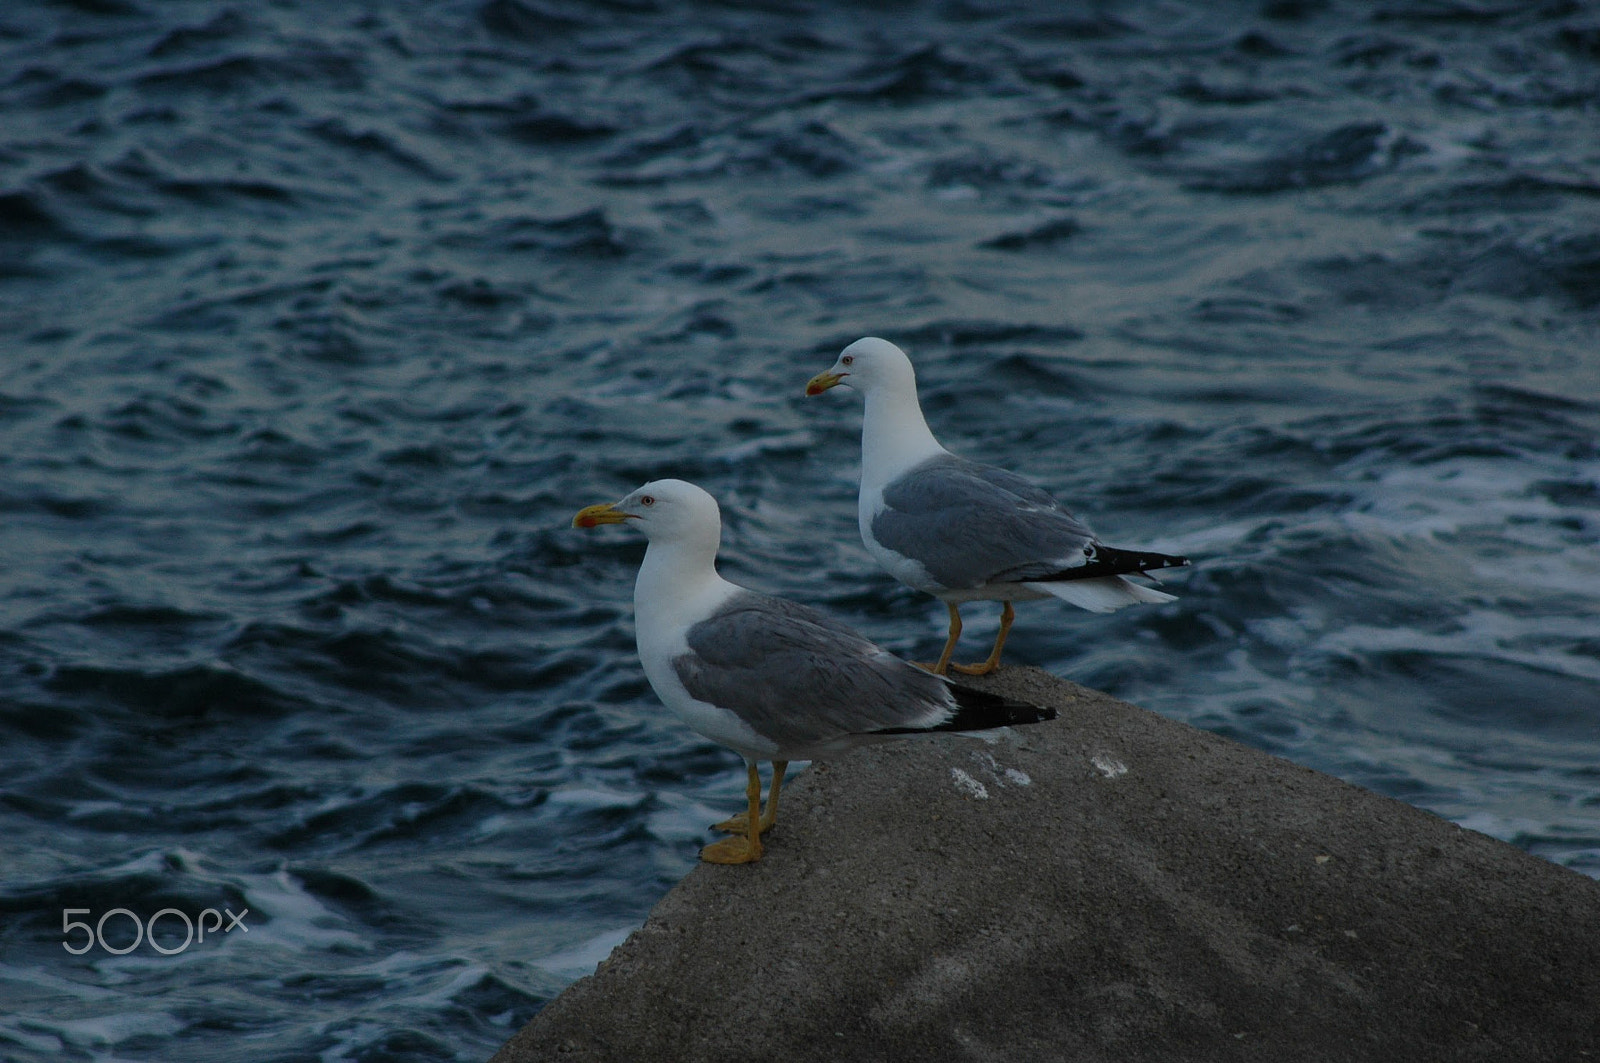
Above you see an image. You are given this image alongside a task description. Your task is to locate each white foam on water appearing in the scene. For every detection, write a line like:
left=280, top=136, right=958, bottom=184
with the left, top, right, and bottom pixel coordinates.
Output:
left=714, top=430, right=815, bottom=463
left=646, top=791, right=734, bottom=844
left=0, top=963, right=154, bottom=1061
left=546, top=786, right=648, bottom=810
left=318, top=1020, right=387, bottom=1063
left=352, top=950, right=493, bottom=1010
left=47, top=1009, right=185, bottom=1049
left=1194, top=456, right=1599, bottom=606
left=0, top=962, right=120, bottom=1001
left=231, top=868, right=368, bottom=953
left=0, top=1019, right=62, bottom=1055
left=1315, top=610, right=1600, bottom=684
left=282, top=951, right=522, bottom=1063
left=1344, top=456, right=1599, bottom=561
left=469, top=812, right=511, bottom=840
left=63, top=799, right=129, bottom=820
left=534, top=925, right=636, bottom=980
left=1453, top=809, right=1557, bottom=847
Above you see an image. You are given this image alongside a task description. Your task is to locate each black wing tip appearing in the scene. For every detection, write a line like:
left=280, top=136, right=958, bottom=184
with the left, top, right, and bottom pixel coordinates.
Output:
left=866, top=683, right=1055, bottom=737
left=1038, top=544, right=1190, bottom=583
left=1090, top=543, right=1190, bottom=569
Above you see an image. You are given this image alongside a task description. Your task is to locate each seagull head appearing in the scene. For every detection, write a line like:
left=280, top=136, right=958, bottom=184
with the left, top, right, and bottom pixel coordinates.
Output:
left=572, top=478, right=722, bottom=545
left=805, top=336, right=917, bottom=399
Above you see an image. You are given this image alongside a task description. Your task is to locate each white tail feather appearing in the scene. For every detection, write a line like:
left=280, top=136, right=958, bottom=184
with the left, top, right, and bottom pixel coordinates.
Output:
left=1026, top=576, right=1177, bottom=614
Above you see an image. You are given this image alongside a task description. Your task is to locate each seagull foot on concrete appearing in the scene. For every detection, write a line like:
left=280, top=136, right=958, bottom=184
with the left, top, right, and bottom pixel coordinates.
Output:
left=711, top=761, right=787, bottom=837
left=947, top=603, right=1015, bottom=677
left=700, top=835, right=762, bottom=864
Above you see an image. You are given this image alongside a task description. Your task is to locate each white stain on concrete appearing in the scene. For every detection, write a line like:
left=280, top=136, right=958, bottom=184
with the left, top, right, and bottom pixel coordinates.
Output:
left=949, top=767, right=989, bottom=800
left=1091, top=753, right=1129, bottom=779
left=966, top=750, right=1032, bottom=791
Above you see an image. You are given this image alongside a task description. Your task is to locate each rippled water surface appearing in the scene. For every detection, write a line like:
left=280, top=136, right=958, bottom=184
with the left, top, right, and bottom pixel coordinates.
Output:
left=3, top=1, right=1599, bottom=1059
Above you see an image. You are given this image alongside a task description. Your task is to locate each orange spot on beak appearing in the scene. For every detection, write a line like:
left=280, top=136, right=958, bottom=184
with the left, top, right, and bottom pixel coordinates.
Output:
left=805, top=370, right=845, bottom=396
left=572, top=502, right=634, bottom=528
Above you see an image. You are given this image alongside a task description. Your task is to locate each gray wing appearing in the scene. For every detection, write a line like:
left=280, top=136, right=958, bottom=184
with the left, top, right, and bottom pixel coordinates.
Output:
left=672, top=592, right=956, bottom=751
left=872, top=453, right=1096, bottom=589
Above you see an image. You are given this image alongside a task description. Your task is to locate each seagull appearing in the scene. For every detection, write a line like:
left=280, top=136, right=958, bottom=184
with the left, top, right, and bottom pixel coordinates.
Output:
left=806, top=336, right=1188, bottom=676
left=572, top=478, right=1056, bottom=864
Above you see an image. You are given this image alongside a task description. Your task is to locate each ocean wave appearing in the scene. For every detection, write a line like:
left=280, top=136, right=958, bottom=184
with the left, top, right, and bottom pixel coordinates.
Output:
left=0, top=189, right=70, bottom=243
left=1183, top=122, right=1425, bottom=193
left=133, top=50, right=365, bottom=95
left=3, top=1, right=1599, bottom=1059
left=980, top=216, right=1082, bottom=251
left=45, top=662, right=297, bottom=721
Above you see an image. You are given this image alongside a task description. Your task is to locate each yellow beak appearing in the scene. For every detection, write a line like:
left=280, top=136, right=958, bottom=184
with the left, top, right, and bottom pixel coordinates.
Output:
left=805, top=370, right=845, bottom=396
left=572, top=502, right=635, bottom=528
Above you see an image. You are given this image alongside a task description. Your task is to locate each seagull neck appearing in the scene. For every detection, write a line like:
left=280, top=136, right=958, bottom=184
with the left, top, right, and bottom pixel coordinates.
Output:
left=634, top=538, right=727, bottom=626
left=861, top=386, right=944, bottom=486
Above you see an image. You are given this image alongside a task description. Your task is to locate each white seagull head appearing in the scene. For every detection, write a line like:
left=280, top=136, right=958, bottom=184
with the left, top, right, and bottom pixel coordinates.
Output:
left=572, top=477, right=722, bottom=546
left=805, top=336, right=919, bottom=400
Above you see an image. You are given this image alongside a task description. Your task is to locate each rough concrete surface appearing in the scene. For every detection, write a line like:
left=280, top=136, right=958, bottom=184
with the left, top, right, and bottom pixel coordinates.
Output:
left=491, top=668, right=1600, bottom=1063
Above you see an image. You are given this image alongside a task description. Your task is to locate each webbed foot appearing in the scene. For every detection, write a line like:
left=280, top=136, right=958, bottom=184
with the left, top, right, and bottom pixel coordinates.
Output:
left=699, top=835, right=762, bottom=864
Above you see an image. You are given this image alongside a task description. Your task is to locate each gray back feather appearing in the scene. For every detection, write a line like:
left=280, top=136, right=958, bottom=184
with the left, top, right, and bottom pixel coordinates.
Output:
left=873, top=453, right=1096, bottom=588
left=673, top=592, right=954, bottom=749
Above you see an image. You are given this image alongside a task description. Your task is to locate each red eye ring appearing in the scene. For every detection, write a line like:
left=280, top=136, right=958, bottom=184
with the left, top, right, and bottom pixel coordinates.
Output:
left=640, top=495, right=655, bottom=506
left=841, top=355, right=854, bottom=365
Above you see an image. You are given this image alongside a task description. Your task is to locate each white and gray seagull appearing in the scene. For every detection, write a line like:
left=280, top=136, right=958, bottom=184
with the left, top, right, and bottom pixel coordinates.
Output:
left=807, top=336, right=1189, bottom=677
left=572, top=478, right=1055, bottom=864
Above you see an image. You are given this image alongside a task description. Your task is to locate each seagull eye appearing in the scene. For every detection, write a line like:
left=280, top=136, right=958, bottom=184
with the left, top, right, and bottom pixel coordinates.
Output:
left=841, top=355, right=854, bottom=366
left=640, top=495, right=655, bottom=506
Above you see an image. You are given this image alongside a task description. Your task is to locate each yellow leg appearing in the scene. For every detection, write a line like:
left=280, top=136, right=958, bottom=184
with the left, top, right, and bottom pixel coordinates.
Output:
left=711, top=760, right=788, bottom=835
left=761, top=761, right=787, bottom=831
left=701, top=762, right=764, bottom=864
left=915, top=601, right=964, bottom=675
left=951, top=601, right=1015, bottom=676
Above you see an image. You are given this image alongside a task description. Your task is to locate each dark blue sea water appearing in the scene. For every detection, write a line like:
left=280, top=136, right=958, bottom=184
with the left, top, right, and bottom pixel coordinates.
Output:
left=2, top=0, right=1598, bottom=1058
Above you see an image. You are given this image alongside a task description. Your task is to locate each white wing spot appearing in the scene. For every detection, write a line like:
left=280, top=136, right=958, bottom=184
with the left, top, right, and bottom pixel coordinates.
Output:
left=1091, top=753, right=1128, bottom=779
left=949, top=767, right=989, bottom=800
